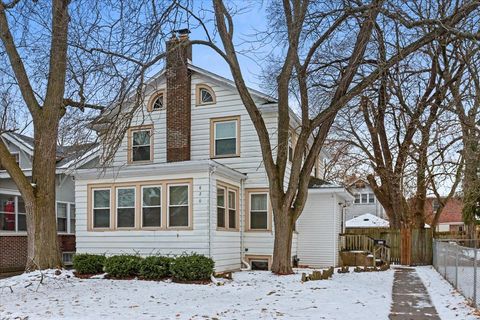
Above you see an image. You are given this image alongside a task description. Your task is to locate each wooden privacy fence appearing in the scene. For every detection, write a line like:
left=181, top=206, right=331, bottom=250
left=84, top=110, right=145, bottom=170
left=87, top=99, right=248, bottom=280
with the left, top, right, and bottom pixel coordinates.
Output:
left=339, top=234, right=391, bottom=266
left=343, top=228, right=433, bottom=265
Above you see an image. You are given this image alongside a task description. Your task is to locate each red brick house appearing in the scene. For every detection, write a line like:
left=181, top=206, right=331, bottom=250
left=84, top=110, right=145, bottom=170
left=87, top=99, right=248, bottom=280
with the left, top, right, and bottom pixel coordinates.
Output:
left=0, top=133, right=97, bottom=272
left=425, top=197, right=464, bottom=232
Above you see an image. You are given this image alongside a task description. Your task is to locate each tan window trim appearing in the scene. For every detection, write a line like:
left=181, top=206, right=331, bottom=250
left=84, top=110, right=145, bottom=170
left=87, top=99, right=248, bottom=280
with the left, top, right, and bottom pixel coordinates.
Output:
left=167, top=182, right=193, bottom=230
left=140, top=185, right=162, bottom=229
left=127, top=125, right=154, bottom=164
left=147, top=90, right=166, bottom=112
left=216, top=181, right=240, bottom=232
left=245, top=254, right=272, bottom=271
left=245, top=188, right=272, bottom=232
left=115, top=186, right=137, bottom=230
left=87, top=179, right=193, bottom=232
left=196, top=83, right=216, bottom=106
left=210, top=116, right=241, bottom=159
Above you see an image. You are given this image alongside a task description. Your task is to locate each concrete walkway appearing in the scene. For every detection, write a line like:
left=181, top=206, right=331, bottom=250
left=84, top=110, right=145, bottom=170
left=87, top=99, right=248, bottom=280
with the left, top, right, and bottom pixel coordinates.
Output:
left=389, top=267, right=440, bottom=320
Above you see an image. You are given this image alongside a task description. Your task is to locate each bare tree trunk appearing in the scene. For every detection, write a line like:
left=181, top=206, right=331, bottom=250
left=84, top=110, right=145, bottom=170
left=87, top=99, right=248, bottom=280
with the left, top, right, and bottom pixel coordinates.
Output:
left=25, top=121, right=62, bottom=270
left=271, top=207, right=294, bottom=274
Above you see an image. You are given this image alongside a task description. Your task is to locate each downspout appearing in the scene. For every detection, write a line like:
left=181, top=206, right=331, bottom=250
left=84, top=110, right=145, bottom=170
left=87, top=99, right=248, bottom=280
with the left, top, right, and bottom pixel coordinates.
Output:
left=208, top=165, right=216, bottom=259
left=240, top=177, right=251, bottom=271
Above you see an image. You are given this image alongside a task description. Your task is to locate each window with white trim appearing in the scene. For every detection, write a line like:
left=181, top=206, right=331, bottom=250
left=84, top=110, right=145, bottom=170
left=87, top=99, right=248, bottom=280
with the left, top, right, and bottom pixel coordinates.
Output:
left=142, top=186, right=161, bottom=227
left=250, top=193, right=268, bottom=230
left=354, top=193, right=375, bottom=204
left=93, top=189, right=111, bottom=228
left=57, top=202, right=68, bottom=232
left=116, top=187, right=135, bottom=228
left=168, top=184, right=189, bottom=227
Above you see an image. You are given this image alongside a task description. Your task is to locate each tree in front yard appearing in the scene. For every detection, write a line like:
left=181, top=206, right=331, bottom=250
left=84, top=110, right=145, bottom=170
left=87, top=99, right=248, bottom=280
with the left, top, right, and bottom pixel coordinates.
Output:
left=199, top=0, right=480, bottom=274
left=0, top=0, right=180, bottom=270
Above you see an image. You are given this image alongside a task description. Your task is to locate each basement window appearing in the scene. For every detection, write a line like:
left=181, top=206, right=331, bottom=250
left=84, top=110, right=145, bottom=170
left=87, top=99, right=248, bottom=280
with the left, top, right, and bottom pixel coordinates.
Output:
left=250, top=260, right=269, bottom=271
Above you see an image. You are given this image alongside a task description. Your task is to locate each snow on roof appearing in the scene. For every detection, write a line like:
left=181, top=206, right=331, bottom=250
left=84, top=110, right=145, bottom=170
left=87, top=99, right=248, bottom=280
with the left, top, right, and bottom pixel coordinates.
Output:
left=346, top=213, right=390, bottom=228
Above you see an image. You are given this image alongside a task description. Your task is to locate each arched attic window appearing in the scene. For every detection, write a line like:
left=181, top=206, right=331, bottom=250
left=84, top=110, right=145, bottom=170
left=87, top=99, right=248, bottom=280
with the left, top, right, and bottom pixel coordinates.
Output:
left=147, top=90, right=165, bottom=112
left=196, top=84, right=216, bottom=106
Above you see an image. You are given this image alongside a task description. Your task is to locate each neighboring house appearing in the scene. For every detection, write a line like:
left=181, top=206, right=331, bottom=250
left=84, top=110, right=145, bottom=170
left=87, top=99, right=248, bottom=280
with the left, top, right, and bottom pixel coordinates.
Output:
left=74, top=32, right=353, bottom=272
left=0, top=132, right=96, bottom=272
left=345, top=178, right=386, bottom=221
left=425, top=197, right=464, bottom=232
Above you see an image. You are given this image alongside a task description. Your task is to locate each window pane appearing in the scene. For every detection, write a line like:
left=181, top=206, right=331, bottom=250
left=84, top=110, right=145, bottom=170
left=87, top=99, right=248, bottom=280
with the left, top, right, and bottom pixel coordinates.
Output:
left=354, top=194, right=360, bottom=204
left=361, top=194, right=368, bottom=203
left=228, top=191, right=236, bottom=209
left=201, top=89, right=213, bottom=103
left=229, top=209, right=236, bottom=229
left=117, top=208, right=135, bottom=228
left=251, top=194, right=267, bottom=211
left=217, top=207, right=225, bottom=228
left=169, top=206, right=188, bottom=227
left=57, top=218, right=67, bottom=232
left=18, top=197, right=26, bottom=213
left=215, top=139, right=236, bottom=156
left=153, top=95, right=164, bottom=109
left=215, top=121, right=236, bottom=139
left=143, top=207, right=161, bottom=227
left=133, top=130, right=150, bottom=146
left=0, top=195, right=15, bottom=231
left=93, top=209, right=110, bottom=228
left=368, top=193, right=375, bottom=203
left=170, top=186, right=188, bottom=206
left=70, top=204, right=76, bottom=233
left=57, top=203, right=67, bottom=218
left=217, top=188, right=225, bottom=207
left=118, top=188, right=135, bottom=207
left=251, top=211, right=268, bottom=229
left=94, top=190, right=110, bottom=208
left=133, top=146, right=151, bottom=162
left=143, top=187, right=161, bottom=206
left=18, top=213, right=26, bottom=231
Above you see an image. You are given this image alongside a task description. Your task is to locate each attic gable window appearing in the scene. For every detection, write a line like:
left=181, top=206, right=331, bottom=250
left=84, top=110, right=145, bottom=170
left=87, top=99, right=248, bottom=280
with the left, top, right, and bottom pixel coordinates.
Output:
left=147, top=90, right=165, bottom=112
left=128, top=125, right=153, bottom=163
left=196, top=84, right=216, bottom=105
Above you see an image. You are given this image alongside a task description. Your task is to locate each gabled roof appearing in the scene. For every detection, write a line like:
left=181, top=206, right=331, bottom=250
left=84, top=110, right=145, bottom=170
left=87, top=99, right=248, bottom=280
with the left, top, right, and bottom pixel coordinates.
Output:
left=1, top=132, right=98, bottom=172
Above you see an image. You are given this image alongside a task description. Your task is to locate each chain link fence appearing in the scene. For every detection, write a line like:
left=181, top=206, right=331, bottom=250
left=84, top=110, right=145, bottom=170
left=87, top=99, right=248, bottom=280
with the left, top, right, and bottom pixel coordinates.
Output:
left=433, top=239, right=480, bottom=308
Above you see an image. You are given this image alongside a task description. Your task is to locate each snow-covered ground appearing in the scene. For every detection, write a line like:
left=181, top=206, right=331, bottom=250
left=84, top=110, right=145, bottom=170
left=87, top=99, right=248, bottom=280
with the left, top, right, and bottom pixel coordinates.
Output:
left=417, top=266, right=480, bottom=320
left=0, top=267, right=477, bottom=320
left=0, top=268, right=393, bottom=320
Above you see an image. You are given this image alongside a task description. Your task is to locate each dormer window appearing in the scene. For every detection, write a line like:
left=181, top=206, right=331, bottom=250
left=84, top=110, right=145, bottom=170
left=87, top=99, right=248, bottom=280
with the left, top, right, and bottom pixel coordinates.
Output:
left=147, top=90, right=165, bottom=112
left=196, top=84, right=216, bottom=105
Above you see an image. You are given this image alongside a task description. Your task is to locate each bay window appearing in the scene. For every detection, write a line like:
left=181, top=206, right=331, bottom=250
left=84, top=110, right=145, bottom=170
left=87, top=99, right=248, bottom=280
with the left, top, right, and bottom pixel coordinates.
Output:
left=216, top=183, right=238, bottom=230
left=217, top=187, right=226, bottom=228
left=56, top=202, right=76, bottom=234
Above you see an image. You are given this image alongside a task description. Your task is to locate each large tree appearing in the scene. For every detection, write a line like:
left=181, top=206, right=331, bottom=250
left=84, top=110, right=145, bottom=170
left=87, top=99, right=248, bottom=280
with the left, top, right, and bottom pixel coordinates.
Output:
left=0, top=0, right=180, bottom=270
left=200, top=0, right=480, bottom=273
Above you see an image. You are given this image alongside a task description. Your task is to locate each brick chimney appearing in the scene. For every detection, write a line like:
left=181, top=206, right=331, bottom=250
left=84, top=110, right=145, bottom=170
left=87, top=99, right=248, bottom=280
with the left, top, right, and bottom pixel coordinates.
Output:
left=166, top=30, right=192, bottom=162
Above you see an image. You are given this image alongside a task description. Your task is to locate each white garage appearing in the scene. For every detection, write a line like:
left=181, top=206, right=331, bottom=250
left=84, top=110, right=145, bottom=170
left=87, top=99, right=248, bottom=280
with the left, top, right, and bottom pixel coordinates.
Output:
left=296, top=181, right=354, bottom=268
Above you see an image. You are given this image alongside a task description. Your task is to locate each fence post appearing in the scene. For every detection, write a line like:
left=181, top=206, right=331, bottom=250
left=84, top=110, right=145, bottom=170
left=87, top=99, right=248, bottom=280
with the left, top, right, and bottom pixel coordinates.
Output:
left=455, top=244, right=458, bottom=288
left=474, top=244, right=478, bottom=308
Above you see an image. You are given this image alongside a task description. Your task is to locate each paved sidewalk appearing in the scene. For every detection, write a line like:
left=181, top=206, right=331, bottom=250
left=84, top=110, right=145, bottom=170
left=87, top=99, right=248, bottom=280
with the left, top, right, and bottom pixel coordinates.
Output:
left=389, top=267, right=440, bottom=319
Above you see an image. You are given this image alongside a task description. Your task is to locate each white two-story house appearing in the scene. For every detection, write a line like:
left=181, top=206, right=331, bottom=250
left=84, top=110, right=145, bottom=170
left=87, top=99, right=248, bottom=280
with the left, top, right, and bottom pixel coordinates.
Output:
left=74, top=33, right=353, bottom=272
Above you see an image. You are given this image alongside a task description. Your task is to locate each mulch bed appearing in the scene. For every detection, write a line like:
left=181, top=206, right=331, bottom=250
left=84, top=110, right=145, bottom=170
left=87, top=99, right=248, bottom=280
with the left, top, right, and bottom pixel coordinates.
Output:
left=73, top=272, right=102, bottom=279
